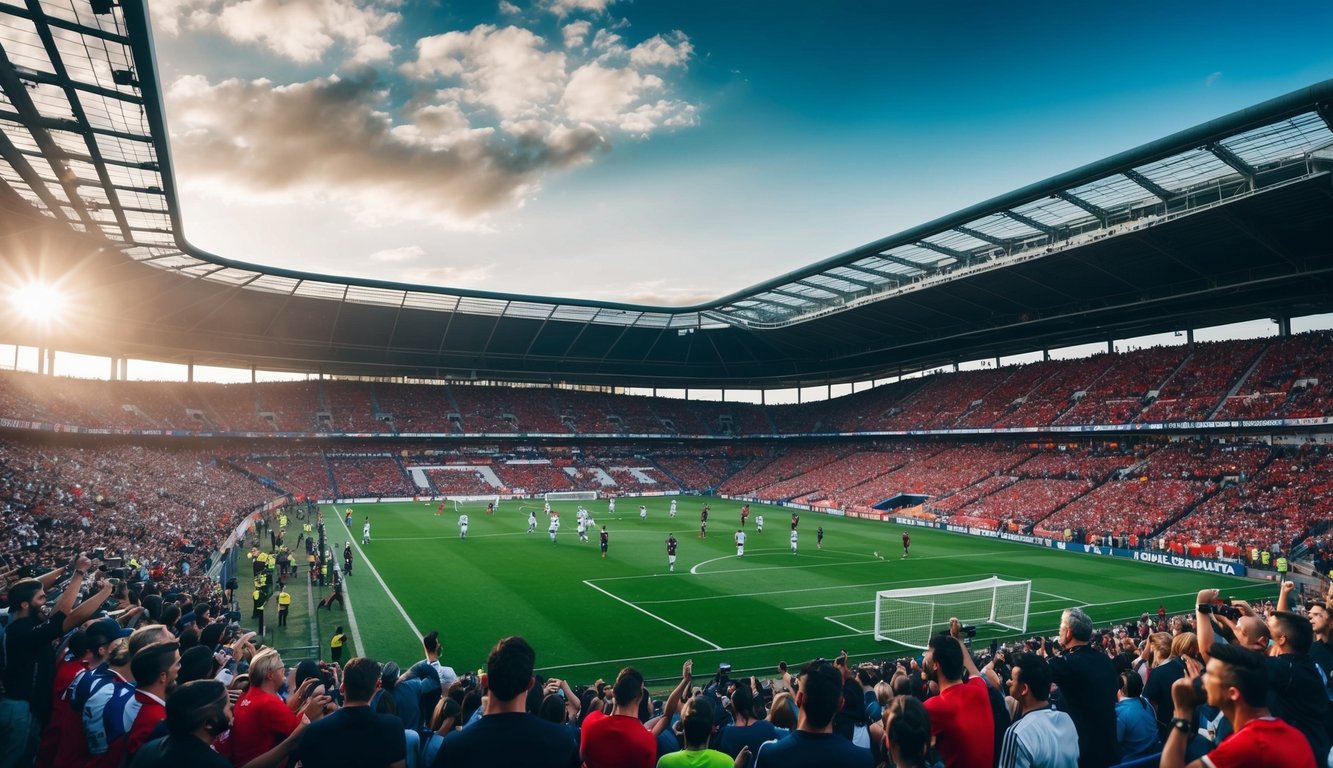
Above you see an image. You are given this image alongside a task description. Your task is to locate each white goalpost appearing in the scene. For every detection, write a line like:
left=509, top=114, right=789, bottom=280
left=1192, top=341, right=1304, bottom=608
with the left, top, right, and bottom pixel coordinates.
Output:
left=544, top=491, right=598, bottom=502
left=872, top=576, right=1031, bottom=648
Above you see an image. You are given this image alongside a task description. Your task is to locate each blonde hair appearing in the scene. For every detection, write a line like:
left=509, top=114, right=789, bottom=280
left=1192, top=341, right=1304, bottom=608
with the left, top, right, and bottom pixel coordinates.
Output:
left=1170, top=631, right=1198, bottom=660
left=248, top=648, right=284, bottom=684
left=1148, top=632, right=1171, bottom=662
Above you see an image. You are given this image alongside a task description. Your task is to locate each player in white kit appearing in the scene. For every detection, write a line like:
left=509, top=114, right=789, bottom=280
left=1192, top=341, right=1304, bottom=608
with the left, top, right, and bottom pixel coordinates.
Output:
left=577, top=516, right=588, bottom=542
left=669, top=499, right=677, bottom=518
left=458, top=514, right=469, bottom=539
left=735, top=529, right=747, bottom=557
left=548, top=513, right=559, bottom=542
left=790, top=529, right=798, bottom=554
left=528, top=511, right=537, bottom=533
left=756, top=515, right=764, bottom=533
left=639, top=505, right=647, bottom=522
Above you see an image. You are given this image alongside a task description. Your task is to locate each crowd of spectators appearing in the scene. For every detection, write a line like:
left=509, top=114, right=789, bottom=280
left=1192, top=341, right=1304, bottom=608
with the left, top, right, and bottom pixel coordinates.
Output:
left=7, top=554, right=1330, bottom=768
left=0, top=439, right=269, bottom=601
left=3, top=332, right=1331, bottom=437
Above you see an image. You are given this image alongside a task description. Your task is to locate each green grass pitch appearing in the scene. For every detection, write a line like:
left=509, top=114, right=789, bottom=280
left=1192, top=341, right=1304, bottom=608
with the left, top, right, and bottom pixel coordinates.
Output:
left=317, top=497, right=1265, bottom=685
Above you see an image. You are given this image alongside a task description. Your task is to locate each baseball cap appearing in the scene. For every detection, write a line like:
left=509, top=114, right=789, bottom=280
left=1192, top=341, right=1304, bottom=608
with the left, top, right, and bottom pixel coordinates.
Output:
left=86, top=618, right=132, bottom=645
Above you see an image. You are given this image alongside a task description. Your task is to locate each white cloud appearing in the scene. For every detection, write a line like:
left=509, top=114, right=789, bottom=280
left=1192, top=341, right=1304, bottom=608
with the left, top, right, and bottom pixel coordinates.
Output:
left=561, top=20, right=591, bottom=48
left=402, top=25, right=568, bottom=122
left=545, top=0, right=617, bottom=18
left=165, top=74, right=605, bottom=227
left=368, top=245, right=426, bottom=262
left=498, top=0, right=521, bottom=15
left=629, top=32, right=693, bottom=68
left=1205, top=71, right=1222, bottom=87
left=155, top=0, right=400, bottom=63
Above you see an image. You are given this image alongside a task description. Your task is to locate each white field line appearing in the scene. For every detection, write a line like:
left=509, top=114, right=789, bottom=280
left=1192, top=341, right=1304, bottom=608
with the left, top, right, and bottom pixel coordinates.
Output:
left=823, top=616, right=869, bottom=634
left=329, top=504, right=423, bottom=643
left=581, top=580, right=722, bottom=650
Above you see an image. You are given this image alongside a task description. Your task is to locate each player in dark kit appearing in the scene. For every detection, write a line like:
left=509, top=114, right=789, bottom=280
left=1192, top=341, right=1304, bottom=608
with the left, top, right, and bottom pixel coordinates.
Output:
left=600, top=526, right=609, bottom=558
left=666, top=534, right=678, bottom=572
left=791, top=512, right=799, bottom=530
left=741, top=504, right=750, bottom=528
left=817, top=526, right=824, bottom=549
left=902, top=531, right=910, bottom=558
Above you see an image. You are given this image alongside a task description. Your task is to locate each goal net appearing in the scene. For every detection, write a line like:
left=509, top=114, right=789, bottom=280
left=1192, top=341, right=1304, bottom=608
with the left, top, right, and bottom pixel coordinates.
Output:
left=873, top=576, right=1030, bottom=648
left=544, top=491, right=598, bottom=502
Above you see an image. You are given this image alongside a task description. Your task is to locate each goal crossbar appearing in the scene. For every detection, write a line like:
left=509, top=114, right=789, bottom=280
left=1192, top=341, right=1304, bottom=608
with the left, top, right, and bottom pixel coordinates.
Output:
left=873, top=576, right=1030, bottom=648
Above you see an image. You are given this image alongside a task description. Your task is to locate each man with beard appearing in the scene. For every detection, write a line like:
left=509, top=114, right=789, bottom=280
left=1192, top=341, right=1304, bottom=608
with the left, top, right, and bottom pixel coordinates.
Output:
left=126, top=641, right=181, bottom=758
left=1, top=554, right=114, bottom=766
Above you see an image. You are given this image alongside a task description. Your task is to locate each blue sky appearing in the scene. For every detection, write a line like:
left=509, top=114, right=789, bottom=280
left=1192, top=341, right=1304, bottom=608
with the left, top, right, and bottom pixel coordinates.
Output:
left=146, top=0, right=1333, bottom=306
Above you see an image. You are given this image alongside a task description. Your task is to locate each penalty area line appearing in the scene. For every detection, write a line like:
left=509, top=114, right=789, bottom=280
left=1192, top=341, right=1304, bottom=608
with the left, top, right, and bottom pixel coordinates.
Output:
left=582, top=580, right=722, bottom=651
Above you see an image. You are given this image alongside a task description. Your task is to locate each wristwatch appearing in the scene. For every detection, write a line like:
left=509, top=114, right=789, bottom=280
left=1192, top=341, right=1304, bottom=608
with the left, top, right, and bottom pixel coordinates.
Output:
left=1196, top=604, right=1213, bottom=614
left=1171, top=717, right=1193, bottom=733
left=74, top=569, right=87, bottom=577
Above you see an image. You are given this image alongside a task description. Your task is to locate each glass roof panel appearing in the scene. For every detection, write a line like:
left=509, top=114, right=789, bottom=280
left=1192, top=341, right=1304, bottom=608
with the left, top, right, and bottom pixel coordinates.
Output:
left=456, top=296, right=509, bottom=315
left=503, top=301, right=555, bottom=319
left=293, top=281, right=349, bottom=300
left=1008, top=196, right=1090, bottom=228
left=0, top=20, right=55, bottom=73
left=1064, top=173, right=1158, bottom=211
left=248, top=274, right=301, bottom=295
left=852, top=255, right=919, bottom=276
left=345, top=285, right=405, bottom=307
left=1221, top=112, right=1333, bottom=166
left=401, top=292, right=459, bottom=312
left=1132, top=147, right=1234, bottom=193
left=204, top=268, right=261, bottom=286
left=962, top=212, right=1040, bottom=240
left=549, top=305, right=599, bottom=322
left=827, top=266, right=890, bottom=287
left=25, top=82, right=69, bottom=121
left=923, top=229, right=992, bottom=252
left=802, top=273, right=862, bottom=293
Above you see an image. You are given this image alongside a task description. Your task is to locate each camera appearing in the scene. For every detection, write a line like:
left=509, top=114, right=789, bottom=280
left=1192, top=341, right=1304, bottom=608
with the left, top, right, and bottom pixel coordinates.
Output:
left=1215, top=604, right=1241, bottom=621
left=460, top=672, right=479, bottom=690
left=716, top=663, right=731, bottom=687
left=960, top=624, right=977, bottom=638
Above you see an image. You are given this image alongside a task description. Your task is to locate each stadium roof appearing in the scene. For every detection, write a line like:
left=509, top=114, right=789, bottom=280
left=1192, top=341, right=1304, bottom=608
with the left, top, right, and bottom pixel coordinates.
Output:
left=1, top=0, right=1332, bottom=387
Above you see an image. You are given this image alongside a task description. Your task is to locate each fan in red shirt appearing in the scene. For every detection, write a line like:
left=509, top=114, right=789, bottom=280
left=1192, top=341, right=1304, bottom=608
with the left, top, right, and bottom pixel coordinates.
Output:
left=125, top=640, right=180, bottom=759
left=223, top=648, right=320, bottom=765
left=922, top=633, right=994, bottom=768
left=581, top=667, right=656, bottom=768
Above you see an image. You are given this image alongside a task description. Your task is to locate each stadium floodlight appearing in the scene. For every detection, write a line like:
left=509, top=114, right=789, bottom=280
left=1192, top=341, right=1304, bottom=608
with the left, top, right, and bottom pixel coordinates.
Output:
left=873, top=576, right=1030, bottom=649
left=544, top=491, right=598, bottom=503
left=8, top=282, right=67, bottom=325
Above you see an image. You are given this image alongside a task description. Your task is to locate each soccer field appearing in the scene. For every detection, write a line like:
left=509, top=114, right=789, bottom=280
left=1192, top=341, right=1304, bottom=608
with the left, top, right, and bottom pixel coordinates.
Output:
left=318, top=497, right=1265, bottom=684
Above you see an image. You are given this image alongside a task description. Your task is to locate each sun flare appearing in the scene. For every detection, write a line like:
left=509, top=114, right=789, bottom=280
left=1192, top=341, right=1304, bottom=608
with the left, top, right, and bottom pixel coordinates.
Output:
left=9, top=282, right=67, bottom=324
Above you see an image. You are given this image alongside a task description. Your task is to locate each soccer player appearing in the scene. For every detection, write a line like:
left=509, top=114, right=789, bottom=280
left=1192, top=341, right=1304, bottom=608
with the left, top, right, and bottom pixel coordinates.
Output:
left=577, top=516, right=588, bottom=543
left=669, top=499, right=677, bottom=518
left=817, top=526, right=824, bottom=550
left=458, top=513, right=469, bottom=539
left=666, top=534, right=678, bottom=572
left=790, top=529, right=798, bottom=554
left=344, top=508, right=352, bottom=527
left=902, top=531, right=911, bottom=558
left=527, top=510, right=537, bottom=533
left=735, top=529, right=746, bottom=558
left=791, top=512, right=799, bottom=530
left=436, top=501, right=444, bottom=516
left=741, top=504, right=750, bottom=528
left=548, top=513, right=560, bottom=542
left=639, top=504, right=647, bottom=522
left=608, top=497, right=616, bottom=515
left=600, top=526, right=609, bottom=558
left=756, top=514, right=764, bottom=533
left=486, top=501, right=494, bottom=515
left=544, top=501, right=551, bottom=515
left=361, top=517, right=371, bottom=545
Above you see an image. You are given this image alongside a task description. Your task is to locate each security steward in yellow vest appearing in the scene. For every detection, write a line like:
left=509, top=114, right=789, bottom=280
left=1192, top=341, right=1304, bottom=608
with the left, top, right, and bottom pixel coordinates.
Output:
left=277, top=586, right=292, bottom=627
